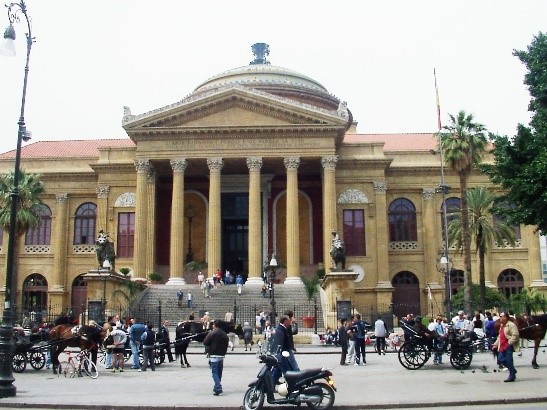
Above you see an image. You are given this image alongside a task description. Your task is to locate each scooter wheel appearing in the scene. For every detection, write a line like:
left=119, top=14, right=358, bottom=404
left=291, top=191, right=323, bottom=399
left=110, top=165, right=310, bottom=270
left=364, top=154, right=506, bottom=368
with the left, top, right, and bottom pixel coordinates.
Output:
left=306, top=382, right=335, bottom=410
left=243, top=385, right=265, bottom=410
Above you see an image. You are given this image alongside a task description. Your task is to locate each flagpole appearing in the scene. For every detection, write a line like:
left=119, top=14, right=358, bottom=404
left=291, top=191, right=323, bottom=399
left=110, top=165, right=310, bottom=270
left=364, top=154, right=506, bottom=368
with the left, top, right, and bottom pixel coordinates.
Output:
left=434, top=68, right=452, bottom=319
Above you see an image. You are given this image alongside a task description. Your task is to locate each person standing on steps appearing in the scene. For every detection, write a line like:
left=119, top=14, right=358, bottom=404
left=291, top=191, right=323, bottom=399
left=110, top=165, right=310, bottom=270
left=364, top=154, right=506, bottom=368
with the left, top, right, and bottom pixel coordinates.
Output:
left=187, top=291, right=193, bottom=308
left=176, top=289, right=183, bottom=307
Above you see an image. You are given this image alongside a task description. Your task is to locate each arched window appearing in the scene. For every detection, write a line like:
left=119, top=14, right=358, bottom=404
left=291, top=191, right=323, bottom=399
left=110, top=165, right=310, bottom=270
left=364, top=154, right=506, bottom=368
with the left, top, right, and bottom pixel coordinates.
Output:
left=497, top=269, right=524, bottom=298
left=22, top=273, right=48, bottom=315
left=25, top=204, right=52, bottom=245
left=74, top=202, right=97, bottom=245
left=389, top=198, right=417, bottom=241
left=450, top=269, right=464, bottom=297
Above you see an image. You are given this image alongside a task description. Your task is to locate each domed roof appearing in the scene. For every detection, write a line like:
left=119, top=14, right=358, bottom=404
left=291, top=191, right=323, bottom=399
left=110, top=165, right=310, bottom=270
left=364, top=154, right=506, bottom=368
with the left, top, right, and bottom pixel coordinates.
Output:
left=192, top=43, right=339, bottom=111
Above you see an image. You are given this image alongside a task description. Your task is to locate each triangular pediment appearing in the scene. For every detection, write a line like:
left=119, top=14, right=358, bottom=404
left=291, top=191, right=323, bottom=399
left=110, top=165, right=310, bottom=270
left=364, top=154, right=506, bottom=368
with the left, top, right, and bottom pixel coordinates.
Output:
left=123, top=86, right=347, bottom=131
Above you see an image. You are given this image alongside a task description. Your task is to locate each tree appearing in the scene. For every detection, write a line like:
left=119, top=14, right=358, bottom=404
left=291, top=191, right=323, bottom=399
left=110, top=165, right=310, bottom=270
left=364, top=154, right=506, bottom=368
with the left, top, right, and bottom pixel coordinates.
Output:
left=440, top=110, right=488, bottom=314
left=447, top=187, right=516, bottom=313
left=484, top=32, right=547, bottom=233
left=451, top=284, right=506, bottom=313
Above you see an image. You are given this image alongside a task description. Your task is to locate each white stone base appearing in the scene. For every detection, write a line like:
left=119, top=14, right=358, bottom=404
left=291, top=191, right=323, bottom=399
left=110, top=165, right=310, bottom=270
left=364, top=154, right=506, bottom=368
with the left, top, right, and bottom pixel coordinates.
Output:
left=310, top=334, right=321, bottom=345
left=284, top=277, right=303, bottom=285
left=245, top=277, right=265, bottom=285
left=165, top=277, right=186, bottom=286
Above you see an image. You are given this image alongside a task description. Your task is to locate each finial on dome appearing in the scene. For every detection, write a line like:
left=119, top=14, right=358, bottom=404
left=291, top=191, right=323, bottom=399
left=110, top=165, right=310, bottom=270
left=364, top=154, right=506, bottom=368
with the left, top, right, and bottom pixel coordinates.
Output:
left=250, top=43, right=270, bottom=65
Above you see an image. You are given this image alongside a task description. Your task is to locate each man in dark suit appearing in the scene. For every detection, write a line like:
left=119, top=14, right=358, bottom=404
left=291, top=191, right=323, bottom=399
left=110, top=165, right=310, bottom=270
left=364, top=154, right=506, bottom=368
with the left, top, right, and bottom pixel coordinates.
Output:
left=159, top=320, right=174, bottom=362
left=271, top=315, right=297, bottom=384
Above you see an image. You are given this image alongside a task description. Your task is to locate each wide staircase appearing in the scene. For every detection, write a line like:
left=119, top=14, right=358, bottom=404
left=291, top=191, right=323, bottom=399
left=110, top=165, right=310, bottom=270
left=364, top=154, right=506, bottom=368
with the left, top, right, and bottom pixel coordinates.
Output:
left=131, top=283, right=324, bottom=333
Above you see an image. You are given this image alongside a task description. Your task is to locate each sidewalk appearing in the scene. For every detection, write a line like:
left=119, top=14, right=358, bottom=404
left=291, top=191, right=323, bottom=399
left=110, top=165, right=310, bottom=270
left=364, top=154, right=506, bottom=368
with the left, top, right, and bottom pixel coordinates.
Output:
left=0, top=344, right=545, bottom=409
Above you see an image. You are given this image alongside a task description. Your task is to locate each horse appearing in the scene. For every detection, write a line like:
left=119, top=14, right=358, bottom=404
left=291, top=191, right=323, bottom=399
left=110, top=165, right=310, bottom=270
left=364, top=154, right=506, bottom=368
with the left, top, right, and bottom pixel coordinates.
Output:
left=49, top=324, right=105, bottom=374
left=494, top=314, right=547, bottom=369
left=174, top=320, right=236, bottom=368
left=330, top=245, right=346, bottom=270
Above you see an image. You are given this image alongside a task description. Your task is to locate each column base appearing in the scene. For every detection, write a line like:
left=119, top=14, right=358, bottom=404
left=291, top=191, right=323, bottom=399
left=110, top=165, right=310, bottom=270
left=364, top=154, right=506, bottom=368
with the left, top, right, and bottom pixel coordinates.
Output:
left=284, top=277, right=303, bottom=285
left=245, top=277, right=265, bottom=285
left=165, top=277, right=186, bottom=286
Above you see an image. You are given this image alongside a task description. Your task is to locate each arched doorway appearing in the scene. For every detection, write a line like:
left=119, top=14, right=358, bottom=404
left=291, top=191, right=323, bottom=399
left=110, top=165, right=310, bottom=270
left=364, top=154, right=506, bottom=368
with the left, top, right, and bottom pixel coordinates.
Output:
left=22, top=274, right=48, bottom=322
left=71, top=275, right=88, bottom=319
left=450, top=269, right=464, bottom=298
left=391, top=271, right=420, bottom=319
left=497, top=269, right=524, bottom=299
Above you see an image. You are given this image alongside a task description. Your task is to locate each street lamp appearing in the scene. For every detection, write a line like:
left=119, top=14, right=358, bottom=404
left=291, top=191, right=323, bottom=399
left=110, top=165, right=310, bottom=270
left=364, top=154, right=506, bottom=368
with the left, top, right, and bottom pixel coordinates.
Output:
left=436, top=253, right=452, bottom=319
left=0, top=0, right=34, bottom=398
left=269, top=253, right=277, bottom=326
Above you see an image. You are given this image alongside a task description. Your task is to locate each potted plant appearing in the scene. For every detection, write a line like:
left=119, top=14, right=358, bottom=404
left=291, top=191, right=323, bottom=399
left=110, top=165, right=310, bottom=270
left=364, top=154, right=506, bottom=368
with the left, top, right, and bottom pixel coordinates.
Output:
left=119, top=267, right=131, bottom=277
left=148, top=272, right=162, bottom=283
left=301, top=273, right=319, bottom=328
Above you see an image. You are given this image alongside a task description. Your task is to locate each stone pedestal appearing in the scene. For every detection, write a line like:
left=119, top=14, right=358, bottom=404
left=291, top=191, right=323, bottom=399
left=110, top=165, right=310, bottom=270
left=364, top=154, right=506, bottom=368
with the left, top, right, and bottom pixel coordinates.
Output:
left=321, top=270, right=358, bottom=330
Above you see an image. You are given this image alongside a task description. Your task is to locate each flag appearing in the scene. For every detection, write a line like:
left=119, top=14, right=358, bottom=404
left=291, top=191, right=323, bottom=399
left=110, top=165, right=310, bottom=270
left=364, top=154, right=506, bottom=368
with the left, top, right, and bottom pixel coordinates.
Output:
left=434, top=68, right=442, bottom=131
left=427, top=285, right=433, bottom=300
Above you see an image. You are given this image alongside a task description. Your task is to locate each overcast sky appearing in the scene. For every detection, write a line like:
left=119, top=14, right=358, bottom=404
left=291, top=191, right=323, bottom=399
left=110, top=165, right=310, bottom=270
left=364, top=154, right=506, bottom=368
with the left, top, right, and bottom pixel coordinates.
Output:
left=0, top=0, right=545, bottom=155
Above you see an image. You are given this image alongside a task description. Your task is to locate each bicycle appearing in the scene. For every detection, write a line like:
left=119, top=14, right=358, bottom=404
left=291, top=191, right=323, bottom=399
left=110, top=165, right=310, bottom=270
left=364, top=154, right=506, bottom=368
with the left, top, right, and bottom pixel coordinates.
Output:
left=58, top=349, right=98, bottom=379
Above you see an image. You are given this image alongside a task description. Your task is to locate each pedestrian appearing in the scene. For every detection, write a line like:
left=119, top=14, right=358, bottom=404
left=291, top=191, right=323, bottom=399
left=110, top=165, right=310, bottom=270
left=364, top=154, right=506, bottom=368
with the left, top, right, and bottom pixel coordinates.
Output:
left=493, top=311, right=519, bottom=382
left=203, top=311, right=211, bottom=330
left=261, top=283, right=267, bottom=298
left=346, top=319, right=355, bottom=364
left=206, top=279, right=213, bottom=297
left=236, top=274, right=244, bottom=295
left=283, top=309, right=300, bottom=372
left=351, top=314, right=367, bottom=366
left=104, top=315, right=115, bottom=369
left=198, top=271, right=205, bottom=287
left=264, top=320, right=274, bottom=351
left=110, top=324, right=127, bottom=372
left=432, top=316, right=446, bottom=365
left=187, top=291, right=193, bottom=308
left=128, top=318, right=146, bottom=370
left=374, top=316, right=387, bottom=355
left=177, top=289, right=183, bottom=307
left=160, top=320, right=174, bottom=363
left=203, top=320, right=229, bottom=396
left=243, top=321, right=254, bottom=351
left=271, top=315, right=297, bottom=384
left=139, top=322, right=156, bottom=372
left=338, top=318, right=349, bottom=365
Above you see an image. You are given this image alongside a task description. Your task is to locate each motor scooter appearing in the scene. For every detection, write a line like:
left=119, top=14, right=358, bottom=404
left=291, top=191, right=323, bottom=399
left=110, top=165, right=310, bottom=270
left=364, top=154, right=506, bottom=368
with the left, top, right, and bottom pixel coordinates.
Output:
left=243, top=350, right=336, bottom=410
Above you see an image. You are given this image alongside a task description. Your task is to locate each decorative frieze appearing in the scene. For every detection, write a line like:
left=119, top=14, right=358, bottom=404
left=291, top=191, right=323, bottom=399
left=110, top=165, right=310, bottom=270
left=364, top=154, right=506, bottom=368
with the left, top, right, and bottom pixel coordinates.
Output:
left=373, top=181, right=387, bottom=194
left=321, top=155, right=338, bottom=171
left=283, top=156, right=300, bottom=170
left=114, top=192, right=136, bottom=207
left=72, top=244, right=96, bottom=254
left=338, top=189, right=368, bottom=204
left=134, top=159, right=150, bottom=173
left=246, top=157, right=263, bottom=171
left=24, top=245, right=50, bottom=253
left=55, top=193, right=68, bottom=203
left=207, top=158, right=224, bottom=171
left=389, top=241, right=418, bottom=251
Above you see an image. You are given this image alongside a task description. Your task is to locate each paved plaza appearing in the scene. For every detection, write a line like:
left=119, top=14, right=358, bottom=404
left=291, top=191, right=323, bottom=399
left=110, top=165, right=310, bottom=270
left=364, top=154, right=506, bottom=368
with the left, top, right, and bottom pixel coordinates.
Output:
left=0, top=343, right=546, bottom=409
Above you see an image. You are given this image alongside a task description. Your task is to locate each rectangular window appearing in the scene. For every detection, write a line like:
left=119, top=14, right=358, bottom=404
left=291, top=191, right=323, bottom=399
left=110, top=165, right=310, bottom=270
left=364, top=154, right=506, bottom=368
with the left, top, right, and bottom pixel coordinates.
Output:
left=117, top=212, right=135, bottom=258
left=343, top=209, right=365, bottom=256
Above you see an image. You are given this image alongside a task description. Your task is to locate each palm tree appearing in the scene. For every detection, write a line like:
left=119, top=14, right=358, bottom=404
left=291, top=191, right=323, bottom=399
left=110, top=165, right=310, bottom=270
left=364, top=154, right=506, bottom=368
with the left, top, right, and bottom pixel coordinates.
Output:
left=447, top=187, right=516, bottom=313
left=0, top=170, right=44, bottom=292
left=440, top=110, right=487, bottom=314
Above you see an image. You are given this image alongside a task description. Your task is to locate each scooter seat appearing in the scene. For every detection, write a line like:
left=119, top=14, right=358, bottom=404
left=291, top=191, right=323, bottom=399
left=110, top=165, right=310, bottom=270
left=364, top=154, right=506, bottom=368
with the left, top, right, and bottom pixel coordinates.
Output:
left=285, top=368, right=323, bottom=382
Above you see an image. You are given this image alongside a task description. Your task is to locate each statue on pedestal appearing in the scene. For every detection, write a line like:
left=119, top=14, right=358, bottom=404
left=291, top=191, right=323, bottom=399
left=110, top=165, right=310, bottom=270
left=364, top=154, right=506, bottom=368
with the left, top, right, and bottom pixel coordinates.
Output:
left=95, top=230, right=116, bottom=272
left=330, top=231, right=346, bottom=270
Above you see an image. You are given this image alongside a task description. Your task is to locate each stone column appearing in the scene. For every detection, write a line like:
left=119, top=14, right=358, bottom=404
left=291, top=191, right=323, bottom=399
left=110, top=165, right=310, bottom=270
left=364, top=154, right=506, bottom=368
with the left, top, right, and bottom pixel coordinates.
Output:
left=247, top=157, right=263, bottom=284
left=146, top=167, right=157, bottom=276
left=133, top=159, right=150, bottom=278
left=51, top=193, right=69, bottom=294
left=96, top=185, right=110, bottom=233
left=168, top=159, right=187, bottom=285
left=207, top=158, right=223, bottom=277
left=422, top=188, right=439, bottom=287
left=284, top=157, right=301, bottom=284
left=322, top=156, right=338, bottom=272
left=373, top=181, right=390, bottom=285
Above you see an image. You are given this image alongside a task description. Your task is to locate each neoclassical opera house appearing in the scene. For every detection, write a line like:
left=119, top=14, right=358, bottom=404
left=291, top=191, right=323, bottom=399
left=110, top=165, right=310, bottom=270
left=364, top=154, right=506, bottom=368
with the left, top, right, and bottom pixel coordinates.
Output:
left=0, top=43, right=543, bottom=320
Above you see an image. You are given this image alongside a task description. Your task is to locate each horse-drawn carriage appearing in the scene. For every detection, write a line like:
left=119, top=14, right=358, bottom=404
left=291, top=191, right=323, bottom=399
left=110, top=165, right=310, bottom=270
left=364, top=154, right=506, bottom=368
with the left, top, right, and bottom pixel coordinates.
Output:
left=397, top=322, right=475, bottom=370
left=11, top=329, right=48, bottom=373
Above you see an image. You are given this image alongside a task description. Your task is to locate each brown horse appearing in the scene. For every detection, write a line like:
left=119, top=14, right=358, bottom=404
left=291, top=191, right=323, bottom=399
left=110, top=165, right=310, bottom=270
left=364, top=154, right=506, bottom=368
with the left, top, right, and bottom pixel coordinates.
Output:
left=494, top=314, right=547, bottom=369
left=49, top=324, right=105, bottom=374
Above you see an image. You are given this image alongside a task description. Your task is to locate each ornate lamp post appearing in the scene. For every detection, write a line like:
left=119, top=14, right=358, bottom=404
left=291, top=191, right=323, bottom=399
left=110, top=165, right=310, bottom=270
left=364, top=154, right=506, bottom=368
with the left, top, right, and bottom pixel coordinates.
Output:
left=437, top=253, right=452, bottom=318
left=269, top=253, right=277, bottom=326
left=100, top=260, right=111, bottom=322
left=0, top=0, right=34, bottom=397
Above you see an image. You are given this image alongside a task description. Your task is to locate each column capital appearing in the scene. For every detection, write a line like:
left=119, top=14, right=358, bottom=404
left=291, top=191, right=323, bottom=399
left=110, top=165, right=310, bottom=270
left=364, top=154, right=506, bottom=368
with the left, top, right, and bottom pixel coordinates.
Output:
left=96, top=185, right=110, bottom=199
left=283, top=156, right=300, bottom=170
left=170, top=158, right=188, bottom=173
left=373, top=181, right=387, bottom=194
left=321, top=155, right=338, bottom=170
left=246, top=157, right=263, bottom=171
left=134, top=159, right=150, bottom=173
left=422, top=188, right=436, bottom=200
left=55, top=193, right=68, bottom=203
left=207, top=157, right=224, bottom=171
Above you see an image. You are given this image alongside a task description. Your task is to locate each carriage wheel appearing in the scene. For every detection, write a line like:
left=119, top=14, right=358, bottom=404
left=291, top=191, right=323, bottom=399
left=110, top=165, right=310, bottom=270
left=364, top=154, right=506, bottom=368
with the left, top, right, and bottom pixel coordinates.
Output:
left=398, top=341, right=429, bottom=370
left=28, top=351, right=46, bottom=370
left=450, top=347, right=473, bottom=370
left=12, top=352, right=27, bottom=373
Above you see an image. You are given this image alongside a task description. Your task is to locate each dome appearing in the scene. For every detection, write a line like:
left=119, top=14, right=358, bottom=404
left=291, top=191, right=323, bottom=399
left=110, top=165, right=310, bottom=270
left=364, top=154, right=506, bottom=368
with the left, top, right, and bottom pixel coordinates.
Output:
left=192, top=43, right=340, bottom=111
